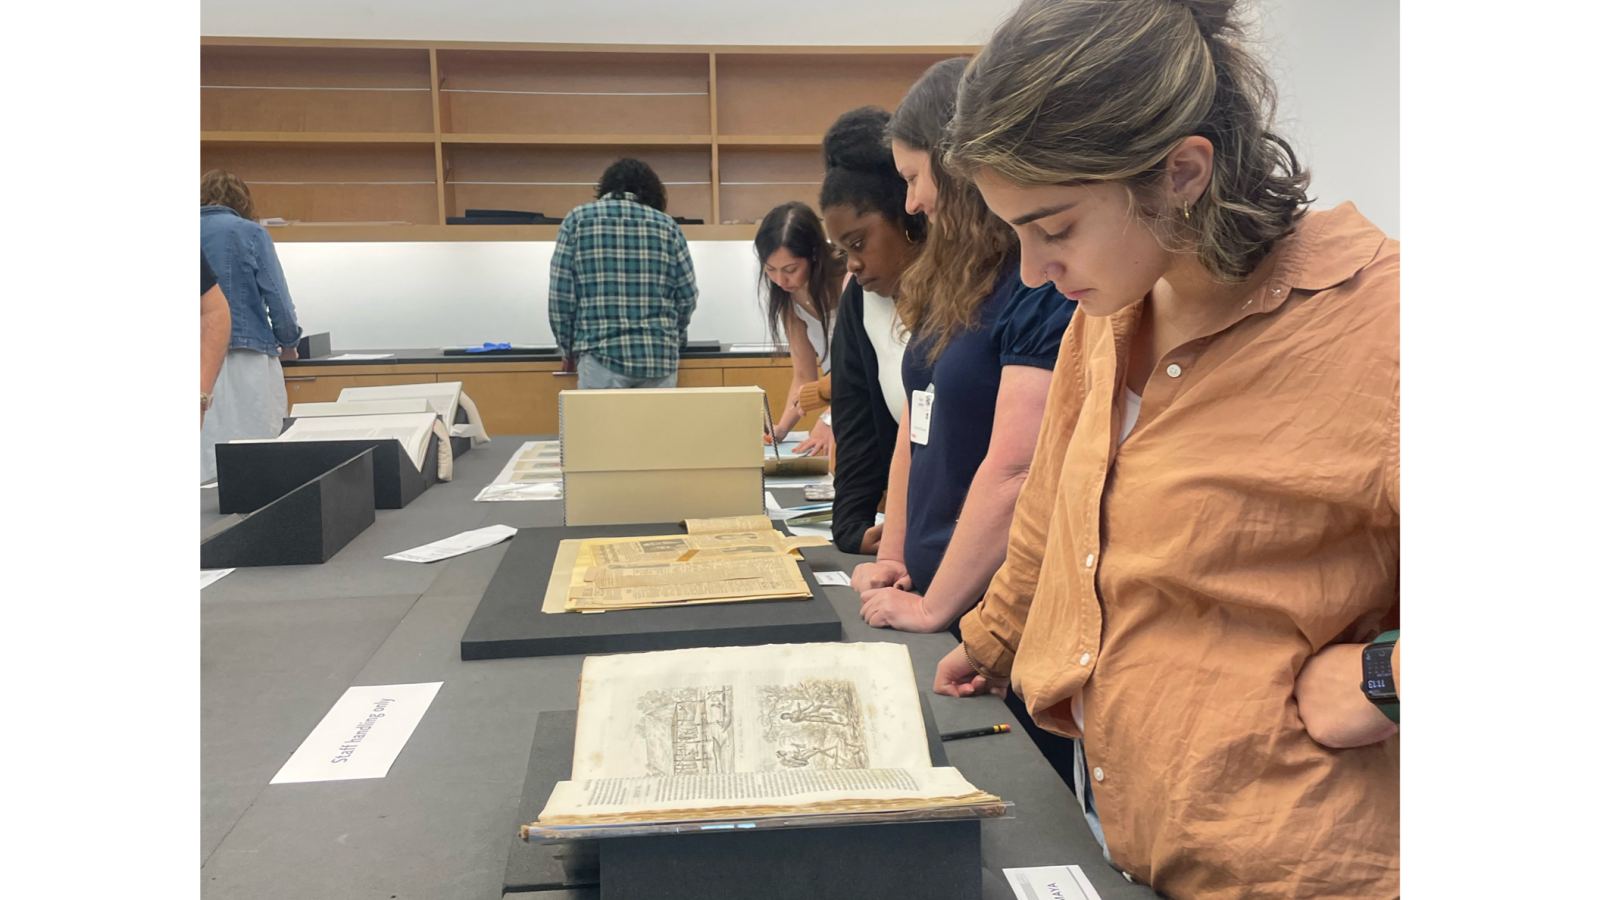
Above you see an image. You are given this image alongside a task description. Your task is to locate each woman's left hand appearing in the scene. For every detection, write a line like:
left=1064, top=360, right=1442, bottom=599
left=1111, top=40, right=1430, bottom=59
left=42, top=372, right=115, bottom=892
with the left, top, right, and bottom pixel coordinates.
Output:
left=794, top=419, right=833, bottom=457
left=860, top=586, right=942, bottom=632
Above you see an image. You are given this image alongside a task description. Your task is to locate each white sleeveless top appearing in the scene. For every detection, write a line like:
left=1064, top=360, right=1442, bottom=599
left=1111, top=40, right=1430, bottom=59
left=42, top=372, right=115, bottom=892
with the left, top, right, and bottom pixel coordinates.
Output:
left=791, top=294, right=834, bottom=374
left=861, top=289, right=908, bottom=424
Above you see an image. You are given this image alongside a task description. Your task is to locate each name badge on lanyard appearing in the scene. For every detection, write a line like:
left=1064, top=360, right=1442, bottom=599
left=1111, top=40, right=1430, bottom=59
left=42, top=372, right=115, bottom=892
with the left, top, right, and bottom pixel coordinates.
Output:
left=909, top=384, right=935, bottom=445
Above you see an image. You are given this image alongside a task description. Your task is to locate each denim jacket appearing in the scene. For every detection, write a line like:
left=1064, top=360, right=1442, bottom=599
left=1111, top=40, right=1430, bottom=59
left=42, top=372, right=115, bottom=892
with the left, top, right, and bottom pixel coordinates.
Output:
left=200, top=206, right=302, bottom=354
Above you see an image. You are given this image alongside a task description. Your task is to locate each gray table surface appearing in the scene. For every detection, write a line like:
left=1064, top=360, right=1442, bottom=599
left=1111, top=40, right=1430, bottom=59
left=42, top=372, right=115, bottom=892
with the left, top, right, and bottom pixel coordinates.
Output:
left=201, top=436, right=1160, bottom=900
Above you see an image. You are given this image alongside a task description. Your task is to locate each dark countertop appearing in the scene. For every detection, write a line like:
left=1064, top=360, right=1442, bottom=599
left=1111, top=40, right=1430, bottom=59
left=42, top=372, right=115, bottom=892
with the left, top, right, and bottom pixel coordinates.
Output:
left=284, top=345, right=788, bottom=367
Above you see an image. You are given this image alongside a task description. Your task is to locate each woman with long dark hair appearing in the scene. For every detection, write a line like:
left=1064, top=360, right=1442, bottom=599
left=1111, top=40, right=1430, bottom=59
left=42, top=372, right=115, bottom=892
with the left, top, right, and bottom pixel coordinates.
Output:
left=753, top=201, right=846, bottom=454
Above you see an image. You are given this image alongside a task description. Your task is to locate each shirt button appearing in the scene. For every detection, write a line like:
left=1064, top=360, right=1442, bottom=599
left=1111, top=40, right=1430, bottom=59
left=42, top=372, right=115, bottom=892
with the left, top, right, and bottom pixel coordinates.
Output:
left=1084, top=553, right=1095, bottom=568
left=1166, top=363, right=1182, bottom=378
left=1093, top=767, right=1105, bottom=782
left=1079, top=653, right=1091, bottom=666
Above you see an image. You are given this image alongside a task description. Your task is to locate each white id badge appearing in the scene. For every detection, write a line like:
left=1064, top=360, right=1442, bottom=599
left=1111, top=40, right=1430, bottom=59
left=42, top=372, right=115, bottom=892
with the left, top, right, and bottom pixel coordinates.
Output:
left=909, top=385, right=935, bottom=445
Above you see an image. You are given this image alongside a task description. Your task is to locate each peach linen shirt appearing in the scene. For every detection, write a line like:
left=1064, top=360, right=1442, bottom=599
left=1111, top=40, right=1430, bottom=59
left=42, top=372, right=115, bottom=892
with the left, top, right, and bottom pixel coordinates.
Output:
left=960, top=203, right=1399, bottom=900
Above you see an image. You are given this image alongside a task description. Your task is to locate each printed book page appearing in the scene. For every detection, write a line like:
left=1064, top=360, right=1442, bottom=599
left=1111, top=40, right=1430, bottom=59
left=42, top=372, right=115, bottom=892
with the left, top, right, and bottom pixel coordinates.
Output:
left=275, top=413, right=437, bottom=470
left=338, top=381, right=462, bottom=424
left=570, top=642, right=932, bottom=780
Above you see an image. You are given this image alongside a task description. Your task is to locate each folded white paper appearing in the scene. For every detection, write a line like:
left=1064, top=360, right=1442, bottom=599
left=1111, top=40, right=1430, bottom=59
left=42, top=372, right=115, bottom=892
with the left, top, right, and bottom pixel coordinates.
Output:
left=813, top=570, right=851, bottom=586
left=474, top=482, right=563, bottom=502
left=200, top=569, right=234, bottom=589
left=384, top=525, right=519, bottom=563
left=271, top=682, right=443, bottom=784
left=1003, top=866, right=1102, bottom=900
left=328, top=353, right=395, bottom=360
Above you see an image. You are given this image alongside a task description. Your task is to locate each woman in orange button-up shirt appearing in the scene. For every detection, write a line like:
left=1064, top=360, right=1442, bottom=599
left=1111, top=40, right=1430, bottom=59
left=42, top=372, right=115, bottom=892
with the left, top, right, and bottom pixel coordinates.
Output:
left=932, top=1, right=1399, bottom=899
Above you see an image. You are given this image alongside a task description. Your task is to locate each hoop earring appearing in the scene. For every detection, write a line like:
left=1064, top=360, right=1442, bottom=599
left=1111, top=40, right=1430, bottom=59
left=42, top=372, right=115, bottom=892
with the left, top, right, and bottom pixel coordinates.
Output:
left=1181, top=199, right=1192, bottom=222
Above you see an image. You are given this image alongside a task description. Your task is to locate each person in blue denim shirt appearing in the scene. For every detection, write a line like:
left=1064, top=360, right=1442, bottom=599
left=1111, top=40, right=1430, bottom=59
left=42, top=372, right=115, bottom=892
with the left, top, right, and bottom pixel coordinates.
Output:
left=199, top=170, right=303, bottom=482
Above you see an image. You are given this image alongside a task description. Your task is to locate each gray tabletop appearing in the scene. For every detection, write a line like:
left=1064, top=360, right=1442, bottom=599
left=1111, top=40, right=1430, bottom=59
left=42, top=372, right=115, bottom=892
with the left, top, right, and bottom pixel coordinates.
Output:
left=201, top=436, right=1159, bottom=900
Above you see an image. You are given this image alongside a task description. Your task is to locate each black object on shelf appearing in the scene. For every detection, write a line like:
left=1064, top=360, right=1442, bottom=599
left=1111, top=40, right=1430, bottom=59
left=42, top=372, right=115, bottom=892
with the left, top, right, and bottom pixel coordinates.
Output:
left=217, top=434, right=439, bottom=512
left=465, top=208, right=546, bottom=218
left=448, top=209, right=566, bottom=225
left=503, top=695, right=975, bottom=899
left=682, top=339, right=722, bottom=353
left=297, top=332, right=331, bottom=359
left=460, top=522, right=842, bottom=660
left=440, top=345, right=560, bottom=357
left=671, top=216, right=706, bottom=225
left=201, top=448, right=375, bottom=568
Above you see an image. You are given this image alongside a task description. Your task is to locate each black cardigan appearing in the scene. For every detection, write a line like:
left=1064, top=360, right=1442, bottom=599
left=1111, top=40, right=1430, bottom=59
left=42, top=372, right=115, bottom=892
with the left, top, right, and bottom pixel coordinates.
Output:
left=828, top=279, right=900, bottom=554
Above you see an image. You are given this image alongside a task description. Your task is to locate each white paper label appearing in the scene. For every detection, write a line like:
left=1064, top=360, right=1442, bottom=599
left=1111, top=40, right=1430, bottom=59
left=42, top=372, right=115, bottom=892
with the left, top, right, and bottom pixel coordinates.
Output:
left=814, top=571, right=851, bottom=586
left=1003, top=866, right=1102, bottom=900
left=909, top=385, right=935, bottom=445
left=384, top=524, right=519, bottom=563
left=200, top=569, right=234, bottom=590
left=271, top=682, right=443, bottom=784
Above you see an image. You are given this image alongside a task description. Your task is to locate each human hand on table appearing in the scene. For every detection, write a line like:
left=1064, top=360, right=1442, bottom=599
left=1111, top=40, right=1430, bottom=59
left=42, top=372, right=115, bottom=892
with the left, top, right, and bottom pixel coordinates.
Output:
left=851, top=558, right=908, bottom=593
left=1294, top=641, right=1399, bottom=749
left=793, top=419, right=832, bottom=456
left=934, top=644, right=1009, bottom=699
left=860, top=585, right=943, bottom=632
left=858, top=524, right=883, bottom=555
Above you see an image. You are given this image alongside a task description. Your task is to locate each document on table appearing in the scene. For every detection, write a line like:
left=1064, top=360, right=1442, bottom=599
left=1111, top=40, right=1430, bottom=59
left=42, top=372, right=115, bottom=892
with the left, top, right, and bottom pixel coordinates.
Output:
left=384, top=525, right=519, bottom=563
left=475, top=440, right=564, bottom=502
left=813, top=570, right=851, bottom=586
left=200, top=569, right=234, bottom=589
left=1003, top=866, right=1103, bottom=900
left=271, top=682, right=444, bottom=784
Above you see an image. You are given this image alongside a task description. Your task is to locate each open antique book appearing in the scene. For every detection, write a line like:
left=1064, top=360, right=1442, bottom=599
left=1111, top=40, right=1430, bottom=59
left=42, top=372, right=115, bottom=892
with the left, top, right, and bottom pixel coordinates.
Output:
left=545, top=516, right=829, bottom=613
left=271, top=412, right=439, bottom=471
left=522, top=643, right=1003, bottom=838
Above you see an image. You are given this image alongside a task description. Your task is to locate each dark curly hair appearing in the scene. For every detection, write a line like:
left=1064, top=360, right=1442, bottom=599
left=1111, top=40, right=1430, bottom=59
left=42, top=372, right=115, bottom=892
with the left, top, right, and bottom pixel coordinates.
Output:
left=819, top=107, right=927, bottom=242
left=596, top=157, right=668, bottom=212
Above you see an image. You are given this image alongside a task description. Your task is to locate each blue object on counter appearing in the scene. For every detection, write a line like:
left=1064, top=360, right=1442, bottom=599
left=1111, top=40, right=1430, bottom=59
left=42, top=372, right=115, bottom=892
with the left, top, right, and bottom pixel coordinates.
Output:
left=465, top=342, right=513, bottom=353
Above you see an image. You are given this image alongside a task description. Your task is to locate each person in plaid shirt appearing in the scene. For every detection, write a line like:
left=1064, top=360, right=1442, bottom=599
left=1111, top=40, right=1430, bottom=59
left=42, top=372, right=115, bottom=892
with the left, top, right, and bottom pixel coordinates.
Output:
left=548, top=158, right=699, bottom=388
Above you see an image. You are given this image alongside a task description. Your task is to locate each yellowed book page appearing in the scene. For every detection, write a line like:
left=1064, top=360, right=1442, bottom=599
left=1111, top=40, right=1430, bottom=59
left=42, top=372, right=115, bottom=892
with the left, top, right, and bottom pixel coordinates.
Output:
left=570, top=642, right=931, bottom=780
left=587, top=557, right=797, bottom=589
left=683, top=515, right=773, bottom=534
left=585, top=533, right=791, bottom=565
left=535, top=767, right=995, bottom=826
left=542, top=539, right=586, bottom=614
left=566, top=569, right=809, bottom=608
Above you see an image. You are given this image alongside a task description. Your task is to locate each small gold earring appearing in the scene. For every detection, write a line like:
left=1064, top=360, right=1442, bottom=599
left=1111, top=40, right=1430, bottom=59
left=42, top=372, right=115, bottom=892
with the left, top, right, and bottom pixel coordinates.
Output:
left=1181, top=200, right=1191, bottom=221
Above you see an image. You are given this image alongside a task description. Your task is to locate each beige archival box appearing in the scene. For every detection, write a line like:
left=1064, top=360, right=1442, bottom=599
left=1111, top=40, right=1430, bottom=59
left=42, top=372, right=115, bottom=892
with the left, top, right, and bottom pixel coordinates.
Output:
left=560, top=386, right=767, bottom=526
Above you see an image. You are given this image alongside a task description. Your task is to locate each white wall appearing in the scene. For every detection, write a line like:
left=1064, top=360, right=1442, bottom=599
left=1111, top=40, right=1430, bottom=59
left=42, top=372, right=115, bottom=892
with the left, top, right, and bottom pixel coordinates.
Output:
left=277, top=240, right=767, bottom=349
left=209, top=0, right=1400, bottom=348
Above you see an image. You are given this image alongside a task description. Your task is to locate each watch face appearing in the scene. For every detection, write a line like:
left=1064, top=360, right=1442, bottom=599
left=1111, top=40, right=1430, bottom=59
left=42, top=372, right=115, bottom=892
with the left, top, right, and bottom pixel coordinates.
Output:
left=1362, top=643, right=1398, bottom=702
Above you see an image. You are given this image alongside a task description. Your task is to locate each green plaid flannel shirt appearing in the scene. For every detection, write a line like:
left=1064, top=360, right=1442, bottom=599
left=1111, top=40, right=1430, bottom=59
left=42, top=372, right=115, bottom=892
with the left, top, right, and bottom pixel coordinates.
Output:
left=548, top=192, right=698, bottom=380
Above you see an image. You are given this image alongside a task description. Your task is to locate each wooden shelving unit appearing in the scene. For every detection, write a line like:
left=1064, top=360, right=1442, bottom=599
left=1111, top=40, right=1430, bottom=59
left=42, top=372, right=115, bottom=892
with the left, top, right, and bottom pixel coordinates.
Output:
left=200, top=38, right=972, bottom=241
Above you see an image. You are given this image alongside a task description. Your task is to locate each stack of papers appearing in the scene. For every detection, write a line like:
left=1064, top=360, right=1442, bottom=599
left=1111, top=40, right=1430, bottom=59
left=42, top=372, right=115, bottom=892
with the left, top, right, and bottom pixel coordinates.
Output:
left=544, top=515, right=828, bottom=613
left=475, top=440, right=564, bottom=502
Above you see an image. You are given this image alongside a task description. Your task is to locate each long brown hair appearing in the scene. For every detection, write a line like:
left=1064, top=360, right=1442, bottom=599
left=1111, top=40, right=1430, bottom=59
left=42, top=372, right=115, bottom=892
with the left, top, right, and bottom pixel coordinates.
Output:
left=889, top=59, right=1018, bottom=362
left=754, top=201, right=845, bottom=356
left=201, top=169, right=257, bottom=222
left=945, top=0, right=1309, bottom=282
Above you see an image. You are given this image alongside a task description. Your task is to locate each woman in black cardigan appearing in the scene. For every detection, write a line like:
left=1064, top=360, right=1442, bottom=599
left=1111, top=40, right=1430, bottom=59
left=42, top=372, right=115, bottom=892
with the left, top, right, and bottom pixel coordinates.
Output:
left=818, top=107, right=926, bottom=554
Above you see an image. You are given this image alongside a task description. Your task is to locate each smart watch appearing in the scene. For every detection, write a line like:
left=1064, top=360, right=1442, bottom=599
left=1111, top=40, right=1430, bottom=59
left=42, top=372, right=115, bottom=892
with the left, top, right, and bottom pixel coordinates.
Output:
left=1360, top=629, right=1400, bottom=724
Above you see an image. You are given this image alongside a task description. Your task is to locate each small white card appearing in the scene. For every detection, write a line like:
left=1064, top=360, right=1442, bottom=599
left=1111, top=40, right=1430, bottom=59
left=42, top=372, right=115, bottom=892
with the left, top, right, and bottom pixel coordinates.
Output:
left=271, top=682, right=443, bottom=784
left=200, top=569, right=234, bottom=590
left=1003, top=866, right=1102, bottom=900
left=814, top=571, right=851, bottom=586
left=909, top=385, right=935, bottom=445
left=384, top=525, right=519, bottom=563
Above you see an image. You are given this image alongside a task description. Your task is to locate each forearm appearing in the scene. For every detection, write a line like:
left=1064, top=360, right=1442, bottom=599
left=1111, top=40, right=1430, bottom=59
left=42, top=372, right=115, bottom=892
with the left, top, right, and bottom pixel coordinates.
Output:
left=917, top=462, right=1030, bottom=629
left=200, top=292, right=230, bottom=395
left=876, top=409, right=912, bottom=563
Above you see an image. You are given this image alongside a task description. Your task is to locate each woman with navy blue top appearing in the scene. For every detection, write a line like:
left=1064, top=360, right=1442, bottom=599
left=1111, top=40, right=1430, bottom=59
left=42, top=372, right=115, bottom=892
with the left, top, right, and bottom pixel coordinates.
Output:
left=851, top=59, right=1077, bottom=633
left=199, top=170, right=304, bottom=482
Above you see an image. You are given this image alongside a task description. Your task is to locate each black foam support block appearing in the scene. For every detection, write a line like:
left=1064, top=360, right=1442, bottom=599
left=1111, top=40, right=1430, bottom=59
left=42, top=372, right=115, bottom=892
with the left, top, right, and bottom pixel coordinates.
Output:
left=217, top=435, right=437, bottom=511
left=201, top=449, right=375, bottom=568
left=460, top=523, right=843, bottom=661
left=504, top=695, right=969, bottom=898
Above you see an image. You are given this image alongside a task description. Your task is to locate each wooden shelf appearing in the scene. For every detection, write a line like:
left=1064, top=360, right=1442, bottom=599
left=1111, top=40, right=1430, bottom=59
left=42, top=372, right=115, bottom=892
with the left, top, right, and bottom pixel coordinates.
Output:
left=200, top=38, right=967, bottom=239
left=440, top=133, right=713, bottom=145
left=265, top=223, right=758, bottom=242
left=202, top=131, right=437, bottom=144
left=717, top=135, right=823, bottom=146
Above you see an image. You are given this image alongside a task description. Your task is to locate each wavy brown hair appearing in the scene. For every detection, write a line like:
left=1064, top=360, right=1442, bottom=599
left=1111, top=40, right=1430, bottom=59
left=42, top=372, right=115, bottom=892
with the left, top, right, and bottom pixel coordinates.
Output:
left=945, top=0, right=1310, bottom=282
left=889, top=58, right=1017, bottom=362
left=201, top=169, right=257, bottom=221
left=754, top=201, right=846, bottom=356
